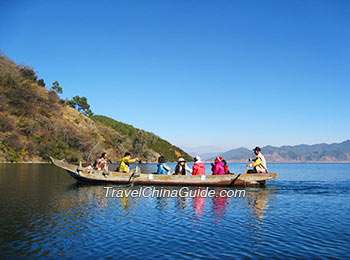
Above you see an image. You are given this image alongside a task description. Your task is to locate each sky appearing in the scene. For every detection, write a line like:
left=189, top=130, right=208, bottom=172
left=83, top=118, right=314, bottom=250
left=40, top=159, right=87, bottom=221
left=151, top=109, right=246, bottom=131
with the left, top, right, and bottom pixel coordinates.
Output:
left=1, top=0, right=349, bottom=152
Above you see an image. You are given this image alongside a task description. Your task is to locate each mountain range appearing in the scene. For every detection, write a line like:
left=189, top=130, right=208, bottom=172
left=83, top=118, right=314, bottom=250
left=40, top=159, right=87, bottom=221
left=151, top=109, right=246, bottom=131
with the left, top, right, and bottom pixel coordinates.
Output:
left=181, top=145, right=224, bottom=160
left=206, top=140, right=350, bottom=162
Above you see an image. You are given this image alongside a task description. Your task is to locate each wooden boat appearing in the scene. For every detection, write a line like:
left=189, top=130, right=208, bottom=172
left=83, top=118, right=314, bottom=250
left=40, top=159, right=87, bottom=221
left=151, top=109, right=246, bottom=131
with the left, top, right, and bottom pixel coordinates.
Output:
left=50, top=157, right=278, bottom=186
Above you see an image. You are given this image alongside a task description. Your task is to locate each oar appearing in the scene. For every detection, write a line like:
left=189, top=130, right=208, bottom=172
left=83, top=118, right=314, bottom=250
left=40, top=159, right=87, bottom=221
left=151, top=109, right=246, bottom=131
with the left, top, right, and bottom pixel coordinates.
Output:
left=244, top=160, right=250, bottom=175
left=102, top=159, right=114, bottom=175
left=129, top=166, right=141, bottom=187
left=131, top=166, right=139, bottom=187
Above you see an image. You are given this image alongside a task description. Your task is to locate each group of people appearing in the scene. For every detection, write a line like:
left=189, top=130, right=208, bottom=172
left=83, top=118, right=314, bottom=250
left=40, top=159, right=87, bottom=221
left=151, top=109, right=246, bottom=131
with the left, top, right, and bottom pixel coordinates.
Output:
left=156, top=155, right=226, bottom=176
left=90, top=152, right=139, bottom=173
left=157, top=155, right=207, bottom=175
left=91, top=146, right=268, bottom=175
left=156, top=146, right=268, bottom=175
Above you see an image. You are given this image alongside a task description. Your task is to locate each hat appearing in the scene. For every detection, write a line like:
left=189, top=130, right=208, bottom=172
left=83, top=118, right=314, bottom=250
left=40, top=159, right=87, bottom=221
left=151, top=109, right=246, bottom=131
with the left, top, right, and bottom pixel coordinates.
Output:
left=217, top=156, right=223, bottom=161
left=253, top=147, right=261, bottom=152
left=178, top=158, right=186, bottom=163
left=194, top=156, right=201, bottom=162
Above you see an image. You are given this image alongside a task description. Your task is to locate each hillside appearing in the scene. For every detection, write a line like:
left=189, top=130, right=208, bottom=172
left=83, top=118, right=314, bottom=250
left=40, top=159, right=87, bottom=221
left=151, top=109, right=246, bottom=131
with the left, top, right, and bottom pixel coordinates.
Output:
left=0, top=53, right=191, bottom=163
left=90, top=115, right=191, bottom=162
left=210, top=141, right=350, bottom=162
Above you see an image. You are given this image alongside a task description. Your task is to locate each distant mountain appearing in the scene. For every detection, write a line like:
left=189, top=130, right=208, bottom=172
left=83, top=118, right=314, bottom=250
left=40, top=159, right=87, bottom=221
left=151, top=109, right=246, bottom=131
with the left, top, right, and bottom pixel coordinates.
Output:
left=213, top=147, right=252, bottom=161
left=197, top=152, right=225, bottom=161
left=181, top=145, right=224, bottom=160
left=208, top=141, right=350, bottom=162
left=181, top=145, right=224, bottom=155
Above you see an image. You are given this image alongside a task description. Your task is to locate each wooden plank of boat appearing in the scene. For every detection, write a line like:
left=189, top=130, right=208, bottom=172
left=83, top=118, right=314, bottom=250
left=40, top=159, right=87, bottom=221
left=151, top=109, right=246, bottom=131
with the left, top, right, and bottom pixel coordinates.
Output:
left=49, top=157, right=278, bottom=186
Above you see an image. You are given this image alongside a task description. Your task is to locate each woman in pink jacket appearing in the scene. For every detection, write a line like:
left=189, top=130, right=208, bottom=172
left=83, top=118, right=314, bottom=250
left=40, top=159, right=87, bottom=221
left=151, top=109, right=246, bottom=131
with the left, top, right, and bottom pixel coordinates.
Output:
left=212, top=156, right=225, bottom=175
left=192, top=156, right=206, bottom=175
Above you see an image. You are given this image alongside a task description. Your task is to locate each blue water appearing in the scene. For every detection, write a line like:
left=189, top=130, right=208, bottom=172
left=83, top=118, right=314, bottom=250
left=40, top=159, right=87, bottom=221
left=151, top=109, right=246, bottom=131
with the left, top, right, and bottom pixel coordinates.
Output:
left=0, top=163, right=349, bottom=259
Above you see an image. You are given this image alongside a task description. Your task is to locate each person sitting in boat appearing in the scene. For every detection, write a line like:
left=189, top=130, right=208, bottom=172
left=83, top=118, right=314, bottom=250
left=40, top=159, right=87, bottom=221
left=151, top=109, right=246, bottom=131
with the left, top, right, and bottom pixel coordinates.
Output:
left=119, top=152, right=139, bottom=173
left=211, top=156, right=225, bottom=175
left=173, top=158, right=192, bottom=175
left=192, top=156, right=206, bottom=175
left=93, top=152, right=108, bottom=171
left=223, top=159, right=230, bottom=174
left=248, top=147, right=268, bottom=173
left=211, top=158, right=218, bottom=173
left=157, top=156, right=171, bottom=175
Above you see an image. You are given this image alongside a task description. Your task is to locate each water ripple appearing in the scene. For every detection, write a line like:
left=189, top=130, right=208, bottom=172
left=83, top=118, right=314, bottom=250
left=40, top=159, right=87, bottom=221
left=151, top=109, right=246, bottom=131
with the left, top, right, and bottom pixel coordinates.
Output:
left=0, top=164, right=350, bottom=259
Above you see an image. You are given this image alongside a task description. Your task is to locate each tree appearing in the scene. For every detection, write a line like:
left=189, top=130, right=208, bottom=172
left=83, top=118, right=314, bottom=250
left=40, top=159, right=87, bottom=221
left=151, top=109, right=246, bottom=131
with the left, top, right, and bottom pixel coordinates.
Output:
left=68, top=96, right=93, bottom=117
left=37, top=79, right=45, bottom=87
left=51, top=81, right=63, bottom=94
left=18, top=65, right=37, bottom=82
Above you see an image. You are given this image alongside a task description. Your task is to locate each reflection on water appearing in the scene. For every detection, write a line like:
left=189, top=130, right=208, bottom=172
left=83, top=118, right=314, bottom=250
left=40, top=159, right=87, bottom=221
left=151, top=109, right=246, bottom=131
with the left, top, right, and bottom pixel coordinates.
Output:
left=245, top=186, right=276, bottom=221
left=192, top=187, right=206, bottom=218
left=0, top=164, right=349, bottom=259
left=211, top=188, right=229, bottom=221
left=66, top=182, right=276, bottom=227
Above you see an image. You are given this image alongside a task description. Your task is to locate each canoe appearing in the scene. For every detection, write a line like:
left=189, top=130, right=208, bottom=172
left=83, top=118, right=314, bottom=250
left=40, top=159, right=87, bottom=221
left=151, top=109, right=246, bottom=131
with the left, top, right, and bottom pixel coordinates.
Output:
left=50, top=157, right=278, bottom=186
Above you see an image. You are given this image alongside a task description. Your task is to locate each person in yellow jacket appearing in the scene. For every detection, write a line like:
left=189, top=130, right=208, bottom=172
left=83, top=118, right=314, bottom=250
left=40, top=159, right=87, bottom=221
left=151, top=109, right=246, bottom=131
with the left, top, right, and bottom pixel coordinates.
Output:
left=248, top=147, right=268, bottom=173
left=119, top=152, right=139, bottom=173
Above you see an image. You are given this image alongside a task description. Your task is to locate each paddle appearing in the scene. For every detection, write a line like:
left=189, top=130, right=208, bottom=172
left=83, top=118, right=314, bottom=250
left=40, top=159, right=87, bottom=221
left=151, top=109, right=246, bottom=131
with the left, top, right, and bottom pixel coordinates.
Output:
left=244, top=159, right=250, bottom=175
left=131, top=166, right=140, bottom=187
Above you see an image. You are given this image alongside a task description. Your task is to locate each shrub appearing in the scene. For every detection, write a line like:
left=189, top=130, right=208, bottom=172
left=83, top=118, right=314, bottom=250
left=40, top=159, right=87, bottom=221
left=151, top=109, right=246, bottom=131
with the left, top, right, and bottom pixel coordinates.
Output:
left=7, top=81, right=39, bottom=116
left=37, top=79, right=45, bottom=87
left=18, top=65, right=37, bottom=82
left=48, top=90, right=59, bottom=104
left=19, top=119, right=39, bottom=136
left=6, top=150, right=21, bottom=162
left=6, top=133, right=24, bottom=152
left=0, top=94, right=8, bottom=112
left=0, top=114, right=16, bottom=132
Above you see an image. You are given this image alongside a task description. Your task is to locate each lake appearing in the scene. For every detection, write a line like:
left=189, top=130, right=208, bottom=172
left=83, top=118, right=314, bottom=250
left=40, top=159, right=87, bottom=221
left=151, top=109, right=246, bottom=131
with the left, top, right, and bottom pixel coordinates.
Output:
left=0, top=163, right=349, bottom=259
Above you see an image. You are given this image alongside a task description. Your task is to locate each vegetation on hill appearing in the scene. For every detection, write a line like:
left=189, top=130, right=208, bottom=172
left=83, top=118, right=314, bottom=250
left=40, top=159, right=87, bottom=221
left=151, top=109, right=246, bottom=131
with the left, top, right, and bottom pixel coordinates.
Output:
left=91, top=115, right=192, bottom=162
left=0, top=53, right=191, bottom=163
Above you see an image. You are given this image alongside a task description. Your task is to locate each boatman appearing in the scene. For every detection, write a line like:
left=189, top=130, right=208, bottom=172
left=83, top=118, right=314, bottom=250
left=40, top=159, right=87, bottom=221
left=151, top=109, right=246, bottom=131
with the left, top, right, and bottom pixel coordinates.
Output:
left=248, top=147, right=268, bottom=173
left=119, top=152, right=139, bottom=173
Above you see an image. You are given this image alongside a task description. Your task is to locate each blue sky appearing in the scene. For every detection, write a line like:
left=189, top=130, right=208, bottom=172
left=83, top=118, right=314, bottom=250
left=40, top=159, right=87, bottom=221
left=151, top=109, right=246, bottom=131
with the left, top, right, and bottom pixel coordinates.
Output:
left=1, top=0, right=349, bottom=151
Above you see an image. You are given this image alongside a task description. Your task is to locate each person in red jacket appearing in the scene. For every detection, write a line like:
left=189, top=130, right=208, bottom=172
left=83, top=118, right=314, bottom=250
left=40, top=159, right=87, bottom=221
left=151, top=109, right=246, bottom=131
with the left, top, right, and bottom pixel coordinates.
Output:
left=192, top=156, right=206, bottom=175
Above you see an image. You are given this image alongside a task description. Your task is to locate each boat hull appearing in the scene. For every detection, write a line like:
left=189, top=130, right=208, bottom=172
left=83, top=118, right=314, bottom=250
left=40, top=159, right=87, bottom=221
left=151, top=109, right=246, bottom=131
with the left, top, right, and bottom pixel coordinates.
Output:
left=50, top=157, right=278, bottom=187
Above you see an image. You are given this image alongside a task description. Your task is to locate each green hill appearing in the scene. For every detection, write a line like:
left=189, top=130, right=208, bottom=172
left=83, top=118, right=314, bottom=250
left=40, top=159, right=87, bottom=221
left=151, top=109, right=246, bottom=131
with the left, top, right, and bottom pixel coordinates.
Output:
left=0, top=53, right=191, bottom=163
left=91, top=115, right=192, bottom=162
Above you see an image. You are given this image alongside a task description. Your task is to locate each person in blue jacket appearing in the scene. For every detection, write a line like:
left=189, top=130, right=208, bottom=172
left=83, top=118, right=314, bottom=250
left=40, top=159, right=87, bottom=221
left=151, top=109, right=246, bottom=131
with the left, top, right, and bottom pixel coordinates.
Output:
left=157, top=156, right=171, bottom=175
